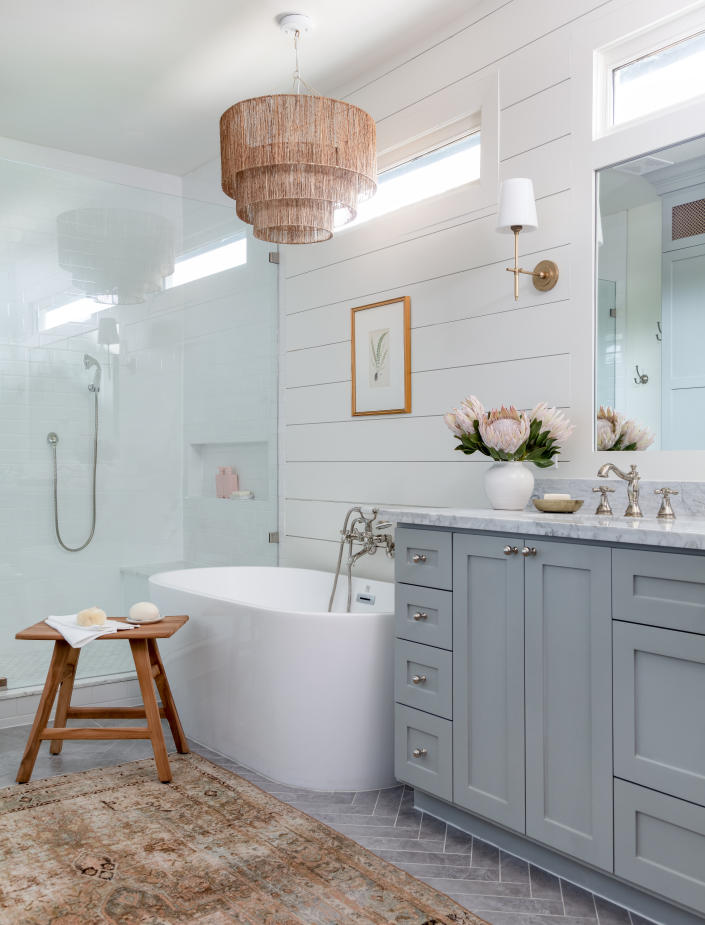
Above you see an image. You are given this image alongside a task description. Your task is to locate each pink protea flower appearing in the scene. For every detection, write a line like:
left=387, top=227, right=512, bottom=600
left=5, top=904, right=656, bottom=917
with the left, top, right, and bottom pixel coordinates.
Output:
left=531, top=402, right=575, bottom=444
left=444, top=412, right=463, bottom=436
left=620, top=418, right=655, bottom=451
left=596, top=406, right=623, bottom=450
left=444, top=395, right=484, bottom=437
left=459, top=395, right=484, bottom=424
left=479, top=405, right=530, bottom=455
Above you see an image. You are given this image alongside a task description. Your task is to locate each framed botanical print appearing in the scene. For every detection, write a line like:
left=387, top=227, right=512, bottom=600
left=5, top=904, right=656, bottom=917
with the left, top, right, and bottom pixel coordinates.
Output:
left=351, top=296, right=411, bottom=416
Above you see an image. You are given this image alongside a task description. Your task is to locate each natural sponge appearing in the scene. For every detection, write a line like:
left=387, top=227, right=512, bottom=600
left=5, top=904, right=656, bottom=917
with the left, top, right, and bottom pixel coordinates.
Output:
left=77, top=607, right=108, bottom=627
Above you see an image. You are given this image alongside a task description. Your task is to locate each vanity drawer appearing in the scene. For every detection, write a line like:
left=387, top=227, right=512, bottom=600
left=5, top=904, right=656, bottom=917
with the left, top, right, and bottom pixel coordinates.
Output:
left=614, top=621, right=705, bottom=806
left=613, top=549, right=705, bottom=634
left=395, top=584, right=452, bottom=650
left=395, top=526, right=452, bottom=590
left=614, top=779, right=705, bottom=915
left=395, top=639, right=452, bottom=719
left=394, top=704, right=452, bottom=801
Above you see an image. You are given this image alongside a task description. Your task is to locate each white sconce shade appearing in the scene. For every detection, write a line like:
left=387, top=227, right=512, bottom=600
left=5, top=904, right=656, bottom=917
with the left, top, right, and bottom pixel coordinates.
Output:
left=497, top=178, right=538, bottom=232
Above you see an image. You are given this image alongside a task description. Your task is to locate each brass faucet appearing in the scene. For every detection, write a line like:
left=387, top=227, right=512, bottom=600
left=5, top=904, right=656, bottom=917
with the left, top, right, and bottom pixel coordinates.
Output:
left=597, top=463, right=642, bottom=517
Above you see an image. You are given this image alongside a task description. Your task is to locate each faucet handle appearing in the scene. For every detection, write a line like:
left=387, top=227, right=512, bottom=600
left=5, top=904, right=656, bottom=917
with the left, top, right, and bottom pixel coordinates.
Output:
left=655, top=488, right=679, bottom=520
left=592, top=485, right=615, bottom=516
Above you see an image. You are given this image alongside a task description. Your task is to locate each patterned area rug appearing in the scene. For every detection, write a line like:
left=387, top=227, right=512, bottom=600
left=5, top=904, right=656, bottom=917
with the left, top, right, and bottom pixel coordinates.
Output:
left=0, top=754, right=488, bottom=924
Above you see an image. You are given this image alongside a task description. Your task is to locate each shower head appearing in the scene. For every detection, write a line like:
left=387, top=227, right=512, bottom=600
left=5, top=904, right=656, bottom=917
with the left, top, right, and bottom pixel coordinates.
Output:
left=83, top=353, right=101, bottom=392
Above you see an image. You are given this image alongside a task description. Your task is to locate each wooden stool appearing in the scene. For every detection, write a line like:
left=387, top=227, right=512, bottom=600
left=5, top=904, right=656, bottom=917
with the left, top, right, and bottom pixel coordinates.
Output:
left=15, top=615, right=190, bottom=784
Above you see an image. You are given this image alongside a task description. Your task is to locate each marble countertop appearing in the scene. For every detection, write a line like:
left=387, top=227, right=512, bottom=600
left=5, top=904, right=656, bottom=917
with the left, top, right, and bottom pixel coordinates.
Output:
left=377, top=505, right=705, bottom=550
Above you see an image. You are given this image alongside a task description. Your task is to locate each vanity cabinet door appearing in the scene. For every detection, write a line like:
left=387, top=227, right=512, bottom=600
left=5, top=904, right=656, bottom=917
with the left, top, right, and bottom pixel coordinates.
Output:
left=452, top=533, right=525, bottom=832
left=525, top=541, right=613, bottom=871
left=614, top=621, right=705, bottom=807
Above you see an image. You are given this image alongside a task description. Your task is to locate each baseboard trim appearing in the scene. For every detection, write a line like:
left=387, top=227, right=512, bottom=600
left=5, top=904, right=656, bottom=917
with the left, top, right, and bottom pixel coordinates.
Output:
left=0, top=674, right=141, bottom=729
left=414, top=791, right=702, bottom=925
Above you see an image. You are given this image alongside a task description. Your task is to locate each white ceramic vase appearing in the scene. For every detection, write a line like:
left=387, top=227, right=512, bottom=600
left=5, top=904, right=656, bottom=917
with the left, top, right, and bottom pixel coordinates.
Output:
left=484, top=461, right=535, bottom=511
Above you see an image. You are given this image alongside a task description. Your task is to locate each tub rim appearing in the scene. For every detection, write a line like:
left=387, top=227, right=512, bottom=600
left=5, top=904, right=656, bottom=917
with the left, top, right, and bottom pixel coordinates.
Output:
left=148, top=565, right=394, bottom=619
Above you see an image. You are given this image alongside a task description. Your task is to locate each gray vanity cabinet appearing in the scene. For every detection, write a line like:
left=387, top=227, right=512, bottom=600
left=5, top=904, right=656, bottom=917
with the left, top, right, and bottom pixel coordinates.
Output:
left=524, top=541, right=613, bottom=871
left=393, top=521, right=705, bottom=918
left=452, top=533, right=525, bottom=832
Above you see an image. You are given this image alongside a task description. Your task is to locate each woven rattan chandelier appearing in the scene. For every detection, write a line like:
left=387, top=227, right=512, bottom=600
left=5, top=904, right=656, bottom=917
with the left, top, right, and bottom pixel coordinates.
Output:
left=220, top=13, right=377, bottom=244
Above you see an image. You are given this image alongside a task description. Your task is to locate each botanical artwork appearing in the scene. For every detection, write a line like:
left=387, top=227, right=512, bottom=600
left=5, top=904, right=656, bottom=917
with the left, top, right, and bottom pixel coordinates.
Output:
left=351, top=297, right=410, bottom=415
left=369, top=328, right=390, bottom=387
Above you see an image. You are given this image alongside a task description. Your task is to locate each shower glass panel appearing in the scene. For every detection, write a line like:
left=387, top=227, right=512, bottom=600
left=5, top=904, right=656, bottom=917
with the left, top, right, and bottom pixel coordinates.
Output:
left=0, top=156, right=278, bottom=692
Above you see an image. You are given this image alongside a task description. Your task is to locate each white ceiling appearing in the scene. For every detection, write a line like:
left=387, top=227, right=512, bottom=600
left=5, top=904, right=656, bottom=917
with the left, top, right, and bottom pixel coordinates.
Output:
left=0, top=0, right=475, bottom=176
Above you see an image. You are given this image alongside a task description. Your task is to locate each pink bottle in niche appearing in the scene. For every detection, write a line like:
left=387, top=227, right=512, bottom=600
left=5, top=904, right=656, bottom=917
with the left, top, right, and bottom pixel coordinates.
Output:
left=216, top=467, right=239, bottom=498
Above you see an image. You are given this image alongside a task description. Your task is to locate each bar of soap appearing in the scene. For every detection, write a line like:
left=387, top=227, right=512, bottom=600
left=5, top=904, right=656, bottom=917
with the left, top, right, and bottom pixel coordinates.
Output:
left=77, top=607, right=108, bottom=627
left=128, top=601, right=161, bottom=624
left=544, top=493, right=571, bottom=501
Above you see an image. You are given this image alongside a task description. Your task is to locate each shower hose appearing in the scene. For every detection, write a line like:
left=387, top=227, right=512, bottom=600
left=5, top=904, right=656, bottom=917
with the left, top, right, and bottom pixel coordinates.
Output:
left=50, top=390, right=99, bottom=552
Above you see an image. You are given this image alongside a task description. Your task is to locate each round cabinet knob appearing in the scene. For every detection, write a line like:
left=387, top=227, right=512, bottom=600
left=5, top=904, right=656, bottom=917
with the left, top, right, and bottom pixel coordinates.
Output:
left=412, top=611, right=428, bottom=621
left=412, top=554, right=427, bottom=563
left=503, top=545, right=518, bottom=556
left=412, top=747, right=428, bottom=758
left=521, top=546, right=537, bottom=557
left=411, top=674, right=427, bottom=685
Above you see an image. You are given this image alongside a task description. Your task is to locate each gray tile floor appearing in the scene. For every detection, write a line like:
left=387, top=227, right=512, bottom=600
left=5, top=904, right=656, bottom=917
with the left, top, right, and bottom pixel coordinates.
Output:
left=0, top=722, right=658, bottom=925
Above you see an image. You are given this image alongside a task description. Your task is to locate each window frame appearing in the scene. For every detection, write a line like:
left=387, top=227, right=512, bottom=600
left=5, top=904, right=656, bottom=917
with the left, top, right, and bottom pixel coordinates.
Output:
left=337, top=126, right=482, bottom=233
left=337, top=70, right=498, bottom=241
left=596, top=5, right=705, bottom=136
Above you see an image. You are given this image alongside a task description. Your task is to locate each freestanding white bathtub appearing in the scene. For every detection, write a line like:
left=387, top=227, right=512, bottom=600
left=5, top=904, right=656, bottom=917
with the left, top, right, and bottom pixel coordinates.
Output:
left=148, top=567, right=395, bottom=791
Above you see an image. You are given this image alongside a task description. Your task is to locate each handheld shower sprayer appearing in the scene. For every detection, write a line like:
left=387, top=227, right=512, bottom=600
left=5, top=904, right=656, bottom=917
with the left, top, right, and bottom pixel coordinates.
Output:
left=47, top=353, right=101, bottom=551
left=83, top=353, right=101, bottom=392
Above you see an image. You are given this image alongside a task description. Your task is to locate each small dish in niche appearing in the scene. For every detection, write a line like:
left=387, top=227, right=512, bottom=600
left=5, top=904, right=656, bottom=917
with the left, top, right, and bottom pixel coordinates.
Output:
left=533, top=498, right=584, bottom=514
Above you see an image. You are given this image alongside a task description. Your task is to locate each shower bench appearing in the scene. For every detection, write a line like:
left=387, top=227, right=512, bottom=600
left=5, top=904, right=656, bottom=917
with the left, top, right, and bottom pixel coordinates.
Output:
left=14, top=615, right=190, bottom=784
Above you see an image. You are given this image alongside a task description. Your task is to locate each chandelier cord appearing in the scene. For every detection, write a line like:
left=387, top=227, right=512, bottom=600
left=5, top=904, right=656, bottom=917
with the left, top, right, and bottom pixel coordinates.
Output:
left=290, top=28, right=321, bottom=97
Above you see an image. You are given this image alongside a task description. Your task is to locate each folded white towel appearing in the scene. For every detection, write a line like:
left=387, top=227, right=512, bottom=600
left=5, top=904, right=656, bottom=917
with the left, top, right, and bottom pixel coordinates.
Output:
left=45, top=614, right=132, bottom=648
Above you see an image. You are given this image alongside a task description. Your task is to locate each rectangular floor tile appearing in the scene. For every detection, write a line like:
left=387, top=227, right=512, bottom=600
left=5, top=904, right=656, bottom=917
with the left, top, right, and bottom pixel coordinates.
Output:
left=529, top=864, right=563, bottom=901
left=561, top=881, right=596, bottom=919
left=594, top=896, right=631, bottom=925
left=423, top=878, right=531, bottom=899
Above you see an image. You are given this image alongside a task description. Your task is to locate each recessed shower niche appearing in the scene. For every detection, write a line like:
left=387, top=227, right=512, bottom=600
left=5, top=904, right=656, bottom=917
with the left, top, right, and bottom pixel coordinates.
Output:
left=186, top=441, right=272, bottom=501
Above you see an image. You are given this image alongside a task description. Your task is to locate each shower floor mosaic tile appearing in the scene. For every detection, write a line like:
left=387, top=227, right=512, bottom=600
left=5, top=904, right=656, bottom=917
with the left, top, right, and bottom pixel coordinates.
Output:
left=0, top=722, right=657, bottom=925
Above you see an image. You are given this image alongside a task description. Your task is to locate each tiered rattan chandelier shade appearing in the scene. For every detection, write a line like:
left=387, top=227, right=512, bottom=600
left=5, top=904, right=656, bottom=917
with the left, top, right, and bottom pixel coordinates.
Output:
left=220, top=93, right=377, bottom=244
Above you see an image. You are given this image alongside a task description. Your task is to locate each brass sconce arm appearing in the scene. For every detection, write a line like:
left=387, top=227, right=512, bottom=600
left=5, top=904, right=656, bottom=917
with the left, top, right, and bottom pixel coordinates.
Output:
left=506, top=225, right=559, bottom=301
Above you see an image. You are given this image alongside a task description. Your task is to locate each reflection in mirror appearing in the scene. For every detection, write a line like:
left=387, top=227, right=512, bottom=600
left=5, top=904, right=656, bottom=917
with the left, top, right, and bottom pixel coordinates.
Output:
left=596, top=134, right=705, bottom=451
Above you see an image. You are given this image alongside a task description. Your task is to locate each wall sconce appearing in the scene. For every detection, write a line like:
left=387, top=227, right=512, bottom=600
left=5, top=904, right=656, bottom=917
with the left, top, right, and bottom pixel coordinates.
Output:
left=496, top=178, right=559, bottom=301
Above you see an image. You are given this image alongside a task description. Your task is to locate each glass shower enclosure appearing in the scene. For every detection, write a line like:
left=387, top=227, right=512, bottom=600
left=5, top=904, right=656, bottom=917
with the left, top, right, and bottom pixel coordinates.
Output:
left=0, top=155, right=278, bottom=694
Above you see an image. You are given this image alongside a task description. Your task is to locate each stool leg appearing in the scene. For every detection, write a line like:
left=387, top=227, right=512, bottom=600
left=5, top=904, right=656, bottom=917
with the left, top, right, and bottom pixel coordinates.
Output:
left=50, top=647, right=80, bottom=755
left=17, top=641, right=71, bottom=783
left=148, top=638, right=189, bottom=754
left=130, top=639, right=171, bottom=783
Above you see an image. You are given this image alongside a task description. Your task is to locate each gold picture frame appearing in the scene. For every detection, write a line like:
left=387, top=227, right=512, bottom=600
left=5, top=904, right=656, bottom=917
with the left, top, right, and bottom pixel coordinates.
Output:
left=351, top=296, right=411, bottom=416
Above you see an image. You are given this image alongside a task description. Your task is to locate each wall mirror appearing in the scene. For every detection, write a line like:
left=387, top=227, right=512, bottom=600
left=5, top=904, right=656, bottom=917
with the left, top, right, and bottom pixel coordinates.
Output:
left=596, top=134, right=705, bottom=451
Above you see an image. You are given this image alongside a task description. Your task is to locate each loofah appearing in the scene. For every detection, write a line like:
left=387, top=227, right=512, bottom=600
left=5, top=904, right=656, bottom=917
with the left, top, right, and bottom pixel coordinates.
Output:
left=77, top=607, right=108, bottom=627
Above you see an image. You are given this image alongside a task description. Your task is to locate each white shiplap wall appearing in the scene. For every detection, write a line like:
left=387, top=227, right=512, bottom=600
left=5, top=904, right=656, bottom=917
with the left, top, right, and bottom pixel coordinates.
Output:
left=279, top=0, right=705, bottom=579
